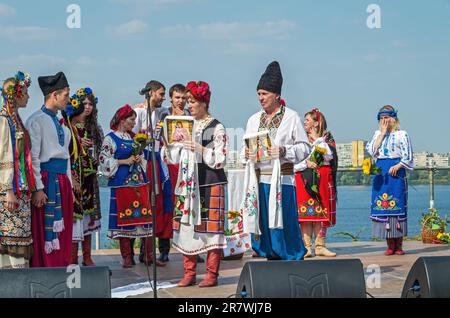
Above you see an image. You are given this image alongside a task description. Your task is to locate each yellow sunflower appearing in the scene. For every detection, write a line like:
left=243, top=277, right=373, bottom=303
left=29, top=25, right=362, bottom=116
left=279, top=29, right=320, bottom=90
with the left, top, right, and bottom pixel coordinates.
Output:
left=300, top=206, right=307, bottom=213
left=389, top=200, right=396, bottom=207
left=71, top=99, right=80, bottom=107
left=377, top=200, right=382, bottom=207
left=133, top=201, right=140, bottom=208
left=307, top=199, right=315, bottom=206
left=134, top=133, right=149, bottom=141
left=141, top=208, right=148, bottom=215
left=316, top=206, right=322, bottom=213
left=362, top=158, right=371, bottom=175
left=382, top=193, right=388, bottom=200
left=125, top=209, right=132, bottom=216
left=314, top=145, right=327, bottom=154
left=76, top=89, right=85, bottom=97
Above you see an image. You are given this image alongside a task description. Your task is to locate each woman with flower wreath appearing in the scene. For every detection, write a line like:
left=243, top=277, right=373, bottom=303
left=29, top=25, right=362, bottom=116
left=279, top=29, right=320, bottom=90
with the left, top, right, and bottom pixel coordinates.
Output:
left=294, top=108, right=338, bottom=257
left=366, top=105, right=413, bottom=255
left=162, top=81, right=228, bottom=287
left=99, top=105, right=154, bottom=268
left=62, top=88, right=104, bottom=266
left=0, top=72, right=36, bottom=268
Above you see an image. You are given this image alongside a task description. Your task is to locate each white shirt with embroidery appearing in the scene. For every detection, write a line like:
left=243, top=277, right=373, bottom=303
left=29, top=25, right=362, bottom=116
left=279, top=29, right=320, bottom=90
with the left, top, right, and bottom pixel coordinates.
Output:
left=241, top=107, right=311, bottom=185
left=366, top=130, right=414, bottom=170
left=294, top=137, right=334, bottom=172
left=25, top=110, right=72, bottom=191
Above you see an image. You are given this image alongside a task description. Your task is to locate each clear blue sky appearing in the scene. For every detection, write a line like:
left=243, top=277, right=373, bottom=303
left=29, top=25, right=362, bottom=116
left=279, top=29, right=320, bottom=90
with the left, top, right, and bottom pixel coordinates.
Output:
left=1, top=0, right=449, bottom=153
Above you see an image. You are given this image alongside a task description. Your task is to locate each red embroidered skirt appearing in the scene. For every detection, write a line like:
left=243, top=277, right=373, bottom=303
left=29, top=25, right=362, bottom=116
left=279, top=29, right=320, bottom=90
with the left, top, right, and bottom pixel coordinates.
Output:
left=295, top=166, right=336, bottom=227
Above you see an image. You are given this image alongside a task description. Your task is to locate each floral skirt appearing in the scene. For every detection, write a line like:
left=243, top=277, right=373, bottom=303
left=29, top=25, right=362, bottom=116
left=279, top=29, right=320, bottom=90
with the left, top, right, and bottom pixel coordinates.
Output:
left=295, top=166, right=336, bottom=227
left=0, top=192, right=33, bottom=264
left=371, top=158, right=407, bottom=219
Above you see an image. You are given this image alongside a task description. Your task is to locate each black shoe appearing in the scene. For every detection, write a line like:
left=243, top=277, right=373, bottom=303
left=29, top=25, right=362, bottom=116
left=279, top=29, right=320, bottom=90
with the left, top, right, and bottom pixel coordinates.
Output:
left=197, top=254, right=205, bottom=263
left=157, top=252, right=169, bottom=263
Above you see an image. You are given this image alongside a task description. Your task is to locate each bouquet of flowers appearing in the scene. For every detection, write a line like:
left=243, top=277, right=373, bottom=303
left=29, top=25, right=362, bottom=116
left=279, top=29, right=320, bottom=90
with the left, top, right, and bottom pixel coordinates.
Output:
left=437, top=232, right=450, bottom=244
left=309, top=145, right=327, bottom=197
left=129, top=133, right=150, bottom=172
left=362, top=158, right=381, bottom=175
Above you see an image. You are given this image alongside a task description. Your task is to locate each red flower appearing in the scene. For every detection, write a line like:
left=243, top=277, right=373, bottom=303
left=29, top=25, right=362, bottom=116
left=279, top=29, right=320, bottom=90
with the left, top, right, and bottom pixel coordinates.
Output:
left=238, top=221, right=243, bottom=230
left=382, top=201, right=389, bottom=209
left=245, top=243, right=250, bottom=249
left=230, top=248, right=235, bottom=254
left=179, top=180, right=186, bottom=187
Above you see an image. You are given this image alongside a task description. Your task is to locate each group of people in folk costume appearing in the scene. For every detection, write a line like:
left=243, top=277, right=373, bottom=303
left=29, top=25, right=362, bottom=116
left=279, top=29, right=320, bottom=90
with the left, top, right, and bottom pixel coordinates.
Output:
left=0, top=61, right=413, bottom=287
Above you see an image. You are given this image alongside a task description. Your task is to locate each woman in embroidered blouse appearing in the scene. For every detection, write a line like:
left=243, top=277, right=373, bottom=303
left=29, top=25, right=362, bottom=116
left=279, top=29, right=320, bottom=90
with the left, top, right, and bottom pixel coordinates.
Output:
left=295, top=108, right=338, bottom=258
left=99, top=105, right=152, bottom=268
left=366, top=105, right=413, bottom=256
left=63, top=88, right=104, bottom=266
left=0, top=72, right=36, bottom=269
left=163, top=81, right=228, bottom=288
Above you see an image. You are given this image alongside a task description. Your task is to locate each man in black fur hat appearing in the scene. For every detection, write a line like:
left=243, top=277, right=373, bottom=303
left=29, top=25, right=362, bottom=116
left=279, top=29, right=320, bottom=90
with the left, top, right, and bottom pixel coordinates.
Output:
left=241, top=61, right=311, bottom=261
left=25, top=71, right=74, bottom=267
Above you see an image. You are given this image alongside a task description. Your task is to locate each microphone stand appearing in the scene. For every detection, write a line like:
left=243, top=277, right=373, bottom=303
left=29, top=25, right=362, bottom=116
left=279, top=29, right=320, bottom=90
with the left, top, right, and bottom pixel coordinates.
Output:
left=144, top=93, right=159, bottom=299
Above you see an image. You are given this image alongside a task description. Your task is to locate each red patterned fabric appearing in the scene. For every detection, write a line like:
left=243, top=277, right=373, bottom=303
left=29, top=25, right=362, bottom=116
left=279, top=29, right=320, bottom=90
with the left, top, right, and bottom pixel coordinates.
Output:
left=115, top=185, right=152, bottom=227
left=31, top=173, right=73, bottom=267
left=295, top=166, right=336, bottom=227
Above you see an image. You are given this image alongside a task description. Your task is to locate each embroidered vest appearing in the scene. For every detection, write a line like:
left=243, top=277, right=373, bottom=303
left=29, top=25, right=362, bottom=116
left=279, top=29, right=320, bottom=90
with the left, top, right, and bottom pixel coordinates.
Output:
left=197, top=119, right=228, bottom=187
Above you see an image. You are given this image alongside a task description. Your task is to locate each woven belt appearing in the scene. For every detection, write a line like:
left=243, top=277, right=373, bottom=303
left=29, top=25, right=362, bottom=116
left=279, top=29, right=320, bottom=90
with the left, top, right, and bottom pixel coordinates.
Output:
left=257, top=163, right=294, bottom=176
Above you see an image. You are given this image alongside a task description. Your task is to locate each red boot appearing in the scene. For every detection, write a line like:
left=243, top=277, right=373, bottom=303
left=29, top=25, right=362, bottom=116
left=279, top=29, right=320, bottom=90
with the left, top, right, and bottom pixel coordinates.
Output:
left=178, top=254, right=197, bottom=287
left=385, top=238, right=395, bottom=255
left=71, top=242, right=79, bottom=265
left=142, top=237, right=166, bottom=267
left=119, top=238, right=134, bottom=268
left=199, top=249, right=221, bottom=288
left=395, top=237, right=405, bottom=255
left=82, top=235, right=96, bottom=266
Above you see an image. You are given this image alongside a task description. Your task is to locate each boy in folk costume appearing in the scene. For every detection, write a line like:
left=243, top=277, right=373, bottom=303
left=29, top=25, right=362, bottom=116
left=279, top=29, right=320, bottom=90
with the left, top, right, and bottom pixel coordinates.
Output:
left=131, top=80, right=169, bottom=267
left=25, top=72, right=74, bottom=267
left=241, top=61, right=311, bottom=260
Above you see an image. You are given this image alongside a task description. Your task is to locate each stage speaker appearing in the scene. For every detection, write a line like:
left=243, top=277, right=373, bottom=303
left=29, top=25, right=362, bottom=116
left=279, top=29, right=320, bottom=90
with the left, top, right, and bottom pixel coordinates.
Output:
left=0, top=266, right=111, bottom=298
left=401, top=256, right=450, bottom=298
left=236, top=259, right=366, bottom=298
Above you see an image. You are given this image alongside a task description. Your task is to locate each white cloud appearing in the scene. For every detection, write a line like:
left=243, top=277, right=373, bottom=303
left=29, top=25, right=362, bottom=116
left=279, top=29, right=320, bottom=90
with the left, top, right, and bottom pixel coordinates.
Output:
left=0, top=26, right=51, bottom=41
left=364, top=54, right=383, bottom=64
left=106, top=19, right=148, bottom=37
left=0, top=55, right=67, bottom=76
left=111, top=0, right=192, bottom=7
left=392, top=40, right=408, bottom=48
left=159, top=20, right=297, bottom=40
left=0, top=3, right=16, bottom=17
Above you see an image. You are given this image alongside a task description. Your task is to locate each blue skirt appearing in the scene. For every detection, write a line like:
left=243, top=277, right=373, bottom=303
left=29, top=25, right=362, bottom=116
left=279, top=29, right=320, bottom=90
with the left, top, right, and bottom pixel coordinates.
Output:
left=371, top=158, right=408, bottom=219
left=251, top=183, right=307, bottom=260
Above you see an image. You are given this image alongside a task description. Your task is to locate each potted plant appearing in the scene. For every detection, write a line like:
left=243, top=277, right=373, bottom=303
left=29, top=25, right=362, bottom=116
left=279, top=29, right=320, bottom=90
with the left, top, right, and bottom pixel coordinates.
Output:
left=419, top=208, right=449, bottom=244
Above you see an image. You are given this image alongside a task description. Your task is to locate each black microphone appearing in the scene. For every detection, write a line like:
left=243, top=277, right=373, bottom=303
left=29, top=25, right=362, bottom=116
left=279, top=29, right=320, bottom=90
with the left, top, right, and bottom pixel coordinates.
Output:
left=139, top=87, right=151, bottom=96
left=154, top=121, right=165, bottom=142
left=155, top=112, right=169, bottom=140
